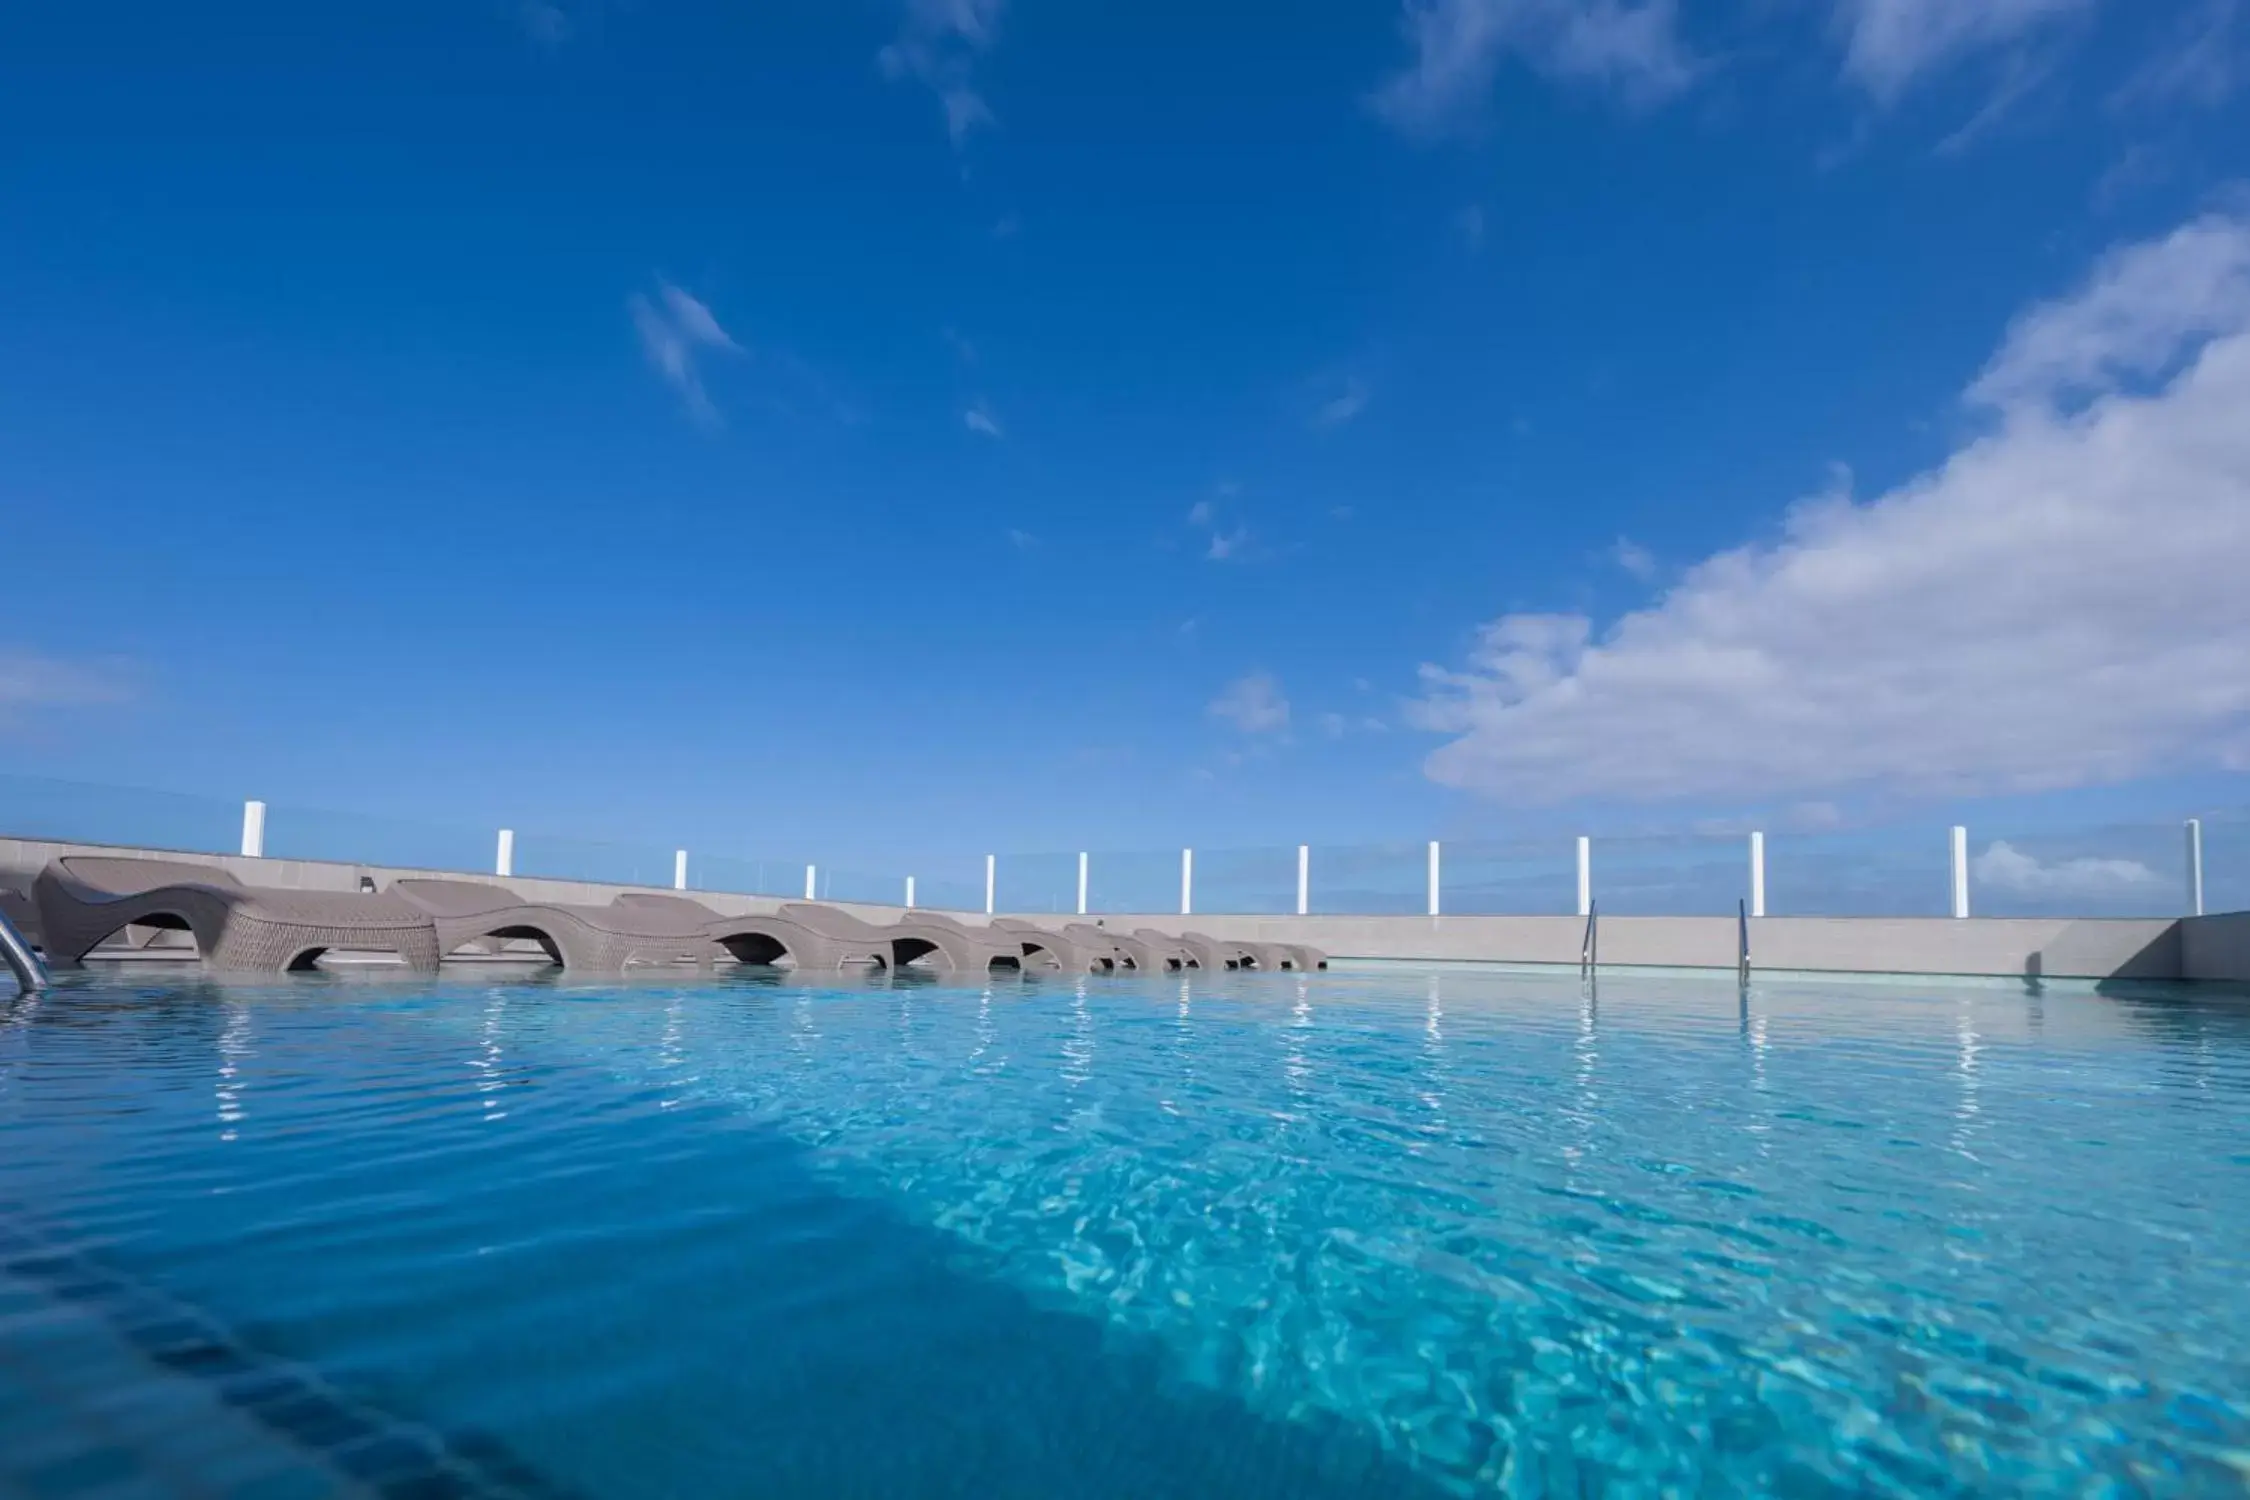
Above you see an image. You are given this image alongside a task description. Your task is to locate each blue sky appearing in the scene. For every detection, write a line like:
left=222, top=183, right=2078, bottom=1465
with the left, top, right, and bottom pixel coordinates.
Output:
left=3, top=0, right=2248, bottom=887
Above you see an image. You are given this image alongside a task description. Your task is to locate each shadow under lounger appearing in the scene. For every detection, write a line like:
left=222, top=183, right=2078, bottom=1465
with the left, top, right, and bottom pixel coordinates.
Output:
left=392, top=880, right=715, bottom=971
left=33, top=856, right=441, bottom=973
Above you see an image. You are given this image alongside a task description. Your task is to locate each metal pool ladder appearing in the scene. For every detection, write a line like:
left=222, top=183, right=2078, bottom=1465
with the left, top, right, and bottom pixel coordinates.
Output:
left=1, top=900, right=48, bottom=996
left=1737, top=898, right=1752, bottom=986
left=1579, top=901, right=1599, bottom=977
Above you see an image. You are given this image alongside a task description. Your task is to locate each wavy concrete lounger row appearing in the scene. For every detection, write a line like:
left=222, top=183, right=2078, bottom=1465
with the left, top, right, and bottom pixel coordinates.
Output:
left=27, top=856, right=1325, bottom=976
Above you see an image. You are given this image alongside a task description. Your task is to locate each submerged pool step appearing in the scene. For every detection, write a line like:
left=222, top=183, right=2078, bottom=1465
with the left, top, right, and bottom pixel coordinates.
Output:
left=0, top=1209, right=574, bottom=1500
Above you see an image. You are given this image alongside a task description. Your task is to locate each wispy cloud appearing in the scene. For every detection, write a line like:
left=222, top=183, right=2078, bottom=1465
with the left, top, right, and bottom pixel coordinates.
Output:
left=1973, top=841, right=2161, bottom=895
left=964, top=400, right=1005, bottom=438
left=1610, top=537, right=1659, bottom=580
left=1187, top=495, right=1250, bottom=561
left=0, top=648, right=133, bottom=727
left=630, top=280, right=741, bottom=424
left=2112, top=0, right=2243, bottom=111
left=1319, top=710, right=1391, bottom=739
left=1209, top=673, right=1292, bottom=735
left=1006, top=527, right=1037, bottom=549
left=880, top=0, right=1005, bottom=148
left=1372, top=0, right=1696, bottom=137
left=1314, top=376, right=1371, bottom=428
left=1833, top=0, right=2091, bottom=102
left=519, top=0, right=573, bottom=47
left=1409, top=207, right=2250, bottom=804
left=1457, top=204, right=1488, bottom=251
left=1968, top=209, right=2250, bottom=411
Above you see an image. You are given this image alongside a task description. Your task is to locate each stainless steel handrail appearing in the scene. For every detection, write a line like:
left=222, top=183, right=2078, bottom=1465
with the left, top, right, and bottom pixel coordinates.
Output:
left=1579, top=901, right=1598, bottom=977
left=0, top=901, right=48, bottom=996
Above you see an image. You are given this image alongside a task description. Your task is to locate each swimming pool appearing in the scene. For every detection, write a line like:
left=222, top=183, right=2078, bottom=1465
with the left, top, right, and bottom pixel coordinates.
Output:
left=2, top=965, right=2245, bottom=1496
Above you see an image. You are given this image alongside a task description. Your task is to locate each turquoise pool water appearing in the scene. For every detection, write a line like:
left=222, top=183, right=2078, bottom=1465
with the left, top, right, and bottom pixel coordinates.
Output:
left=2, top=965, right=2247, bottom=1497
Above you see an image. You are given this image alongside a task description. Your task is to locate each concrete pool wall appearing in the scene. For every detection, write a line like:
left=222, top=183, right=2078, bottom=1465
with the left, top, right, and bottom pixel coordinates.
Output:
left=4, top=835, right=2245, bottom=984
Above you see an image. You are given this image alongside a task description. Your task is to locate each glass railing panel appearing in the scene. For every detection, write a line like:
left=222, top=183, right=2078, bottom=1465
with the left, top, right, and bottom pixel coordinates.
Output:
left=1307, top=842, right=1428, bottom=916
left=1967, top=822, right=2191, bottom=919
left=0, top=773, right=240, bottom=857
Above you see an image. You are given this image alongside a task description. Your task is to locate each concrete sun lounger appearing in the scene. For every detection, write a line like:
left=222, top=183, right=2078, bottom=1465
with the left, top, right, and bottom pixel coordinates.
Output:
left=778, top=903, right=1036, bottom=976
left=1175, top=931, right=1261, bottom=971
left=1128, top=929, right=1205, bottom=970
left=987, top=917, right=1125, bottom=973
left=610, top=894, right=887, bottom=973
left=394, top=880, right=714, bottom=971
left=34, top=856, right=441, bottom=973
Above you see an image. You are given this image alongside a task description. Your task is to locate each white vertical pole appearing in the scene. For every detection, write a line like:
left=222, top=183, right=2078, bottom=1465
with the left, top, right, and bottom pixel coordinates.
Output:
left=1181, top=848, right=1194, bottom=916
left=1749, top=831, right=1766, bottom=918
left=1076, top=852, right=1089, bottom=916
left=1576, top=836, right=1592, bottom=917
left=2187, top=819, right=2205, bottom=918
left=905, top=875, right=916, bottom=910
left=1950, top=826, right=1970, bottom=919
left=805, top=864, right=818, bottom=901
left=495, top=829, right=515, bottom=877
left=1427, top=840, right=1441, bottom=917
left=984, top=854, right=996, bottom=915
left=240, top=800, right=266, bottom=859
left=1297, top=844, right=1310, bottom=916
left=673, top=849, right=688, bottom=891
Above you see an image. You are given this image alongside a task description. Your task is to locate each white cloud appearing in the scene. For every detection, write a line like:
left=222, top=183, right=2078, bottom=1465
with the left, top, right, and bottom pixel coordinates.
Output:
left=1006, top=527, right=1036, bottom=549
left=1410, top=208, right=2250, bottom=805
left=881, top=0, right=1005, bottom=147
left=1610, top=537, right=1659, bottom=580
left=1186, top=500, right=1215, bottom=528
left=1315, top=377, right=1371, bottom=428
left=1373, top=0, right=1695, bottom=135
left=1834, top=0, right=2091, bottom=100
left=630, top=280, right=741, bottom=423
left=1209, top=674, right=1291, bottom=735
left=1319, top=711, right=1350, bottom=739
left=1970, top=210, right=2250, bottom=410
left=964, top=400, right=1004, bottom=438
left=1458, top=204, right=1488, bottom=250
left=1973, top=840, right=2161, bottom=895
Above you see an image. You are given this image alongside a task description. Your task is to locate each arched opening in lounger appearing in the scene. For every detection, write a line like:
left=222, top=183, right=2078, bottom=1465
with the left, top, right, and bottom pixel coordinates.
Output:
left=86, top=912, right=202, bottom=960
left=988, top=953, right=1022, bottom=973
left=481, top=925, right=565, bottom=964
left=718, top=931, right=792, bottom=967
left=892, top=937, right=942, bottom=970
left=288, top=941, right=422, bottom=971
left=1018, top=941, right=1084, bottom=972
